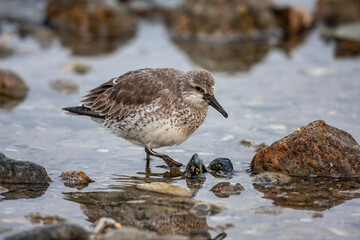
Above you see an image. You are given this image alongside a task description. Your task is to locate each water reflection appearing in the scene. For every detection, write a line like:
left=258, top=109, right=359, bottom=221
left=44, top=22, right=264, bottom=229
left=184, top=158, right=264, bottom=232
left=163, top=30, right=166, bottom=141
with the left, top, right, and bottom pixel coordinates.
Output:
left=254, top=177, right=360, bottom=211
left=0, top=95, right=27, bottom=111
left=0, top=183, right=49, bottom=201
left=172, top=40, right=271, bottom=73
left=57, top=33, right=135, bottom=56
left=63, top=184, right=215, bottom=236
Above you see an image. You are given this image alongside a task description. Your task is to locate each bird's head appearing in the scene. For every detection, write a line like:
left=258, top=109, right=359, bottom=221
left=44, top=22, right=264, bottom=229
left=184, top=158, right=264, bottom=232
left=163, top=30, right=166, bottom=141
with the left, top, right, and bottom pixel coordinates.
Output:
left=182, top=69, right=228, bottom=118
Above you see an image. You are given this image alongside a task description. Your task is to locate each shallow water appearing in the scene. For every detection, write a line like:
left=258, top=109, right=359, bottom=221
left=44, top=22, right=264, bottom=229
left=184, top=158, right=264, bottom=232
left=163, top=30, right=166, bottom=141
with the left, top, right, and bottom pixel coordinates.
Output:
left=1, top=1, right=360, bottom=239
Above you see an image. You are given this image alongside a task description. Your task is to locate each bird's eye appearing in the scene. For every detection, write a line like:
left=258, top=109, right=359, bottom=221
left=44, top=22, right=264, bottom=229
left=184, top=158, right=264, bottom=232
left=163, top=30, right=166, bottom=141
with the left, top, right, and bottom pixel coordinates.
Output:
left=195, top=86, right=203, bottom=92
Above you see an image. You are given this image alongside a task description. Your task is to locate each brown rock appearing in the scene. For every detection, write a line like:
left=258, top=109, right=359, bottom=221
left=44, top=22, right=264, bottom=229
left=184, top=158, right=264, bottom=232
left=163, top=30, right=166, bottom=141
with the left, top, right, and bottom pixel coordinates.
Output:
left=60, top=170, right=94, bottom=190
left=210, top=182, right=244, bottom=198
left=45, top=0, right=137, bottom=55
left=315, top=0, right=360, bottom=25
left=0, top=69, right=28, bottom=99
left=333, top=22, right=360, bottom=57
left=271, top=6, right=313, bottom=35
left=166, top=0, right=276, bottom=43
left=46, top=0, right=137, bottom=39
left=251, top=120, right=360, bottom=177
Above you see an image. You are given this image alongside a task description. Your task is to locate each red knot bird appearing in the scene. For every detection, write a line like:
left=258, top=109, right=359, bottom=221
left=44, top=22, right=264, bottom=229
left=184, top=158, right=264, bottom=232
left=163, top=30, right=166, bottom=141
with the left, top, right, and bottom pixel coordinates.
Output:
left=63, top=68, right=228, bottom=167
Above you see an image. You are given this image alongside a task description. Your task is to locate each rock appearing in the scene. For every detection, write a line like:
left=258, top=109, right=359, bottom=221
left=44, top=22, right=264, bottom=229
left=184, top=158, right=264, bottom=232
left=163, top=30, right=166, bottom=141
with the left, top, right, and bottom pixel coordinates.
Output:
left=5, top=223, right=89, bottom=240
left=0, top=34, right=14, bottom=59
left=166, top=0, right=276, bottom=43
left=0, top=70, right=29, bottom=110
left=136, top=182, right=193, bottom=196
left=315, top=0, right=360, bottom=26
left=62, top=62, right=91, bottom=74
left=251, top=120, right=360, bottom=178
left=49, top=79, right=79, bottom=95
left=208, top=158, right=234, bottom=177
left=184, top=154, right=207, bottom=178
left=271, top=6, right=312, bottom=35
left=94, top=217, right=121, bottom=240
left=0, top=226, right=12, bottom=234
left=0, top=153, right=51, bottom=184
left=333, top=22, right=360, bottom=57
left=210, top=182, right=244, bottom=198
left=45, top=0, right=137, bottom=55
left=25, top=212, right=67, bottom=225
left=46, top=0, right=137, bottom=39
left=60, top=171, right=94, bottom=190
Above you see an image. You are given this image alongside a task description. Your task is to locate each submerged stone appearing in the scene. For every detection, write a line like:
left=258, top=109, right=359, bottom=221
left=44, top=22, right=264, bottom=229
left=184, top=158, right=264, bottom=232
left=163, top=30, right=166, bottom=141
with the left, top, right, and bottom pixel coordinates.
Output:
left=136, top=182, right=193, bottom=196
left=94, top=217, right=122, bottom=239
left=26, top=212, right=67, bottom=225
left=210, top=182, right=244, bottom=198
left=60, top=170, right=94, bottom=190
left=315, top=0, right=360, bottom=25
left=0, top=153, right=51, bottom=184
left=251, top=120, right=360, bottom=178
left=0, top=70, right=28, bottom=110
left=208, top=158, right=234, bottom=176
left=166, top=0, right=276, bottom=43
left=5, top=223, right=89, bottom=240
left=50, top=79, right=79, bottom=95
left=185, top=153, right=207, bottom=178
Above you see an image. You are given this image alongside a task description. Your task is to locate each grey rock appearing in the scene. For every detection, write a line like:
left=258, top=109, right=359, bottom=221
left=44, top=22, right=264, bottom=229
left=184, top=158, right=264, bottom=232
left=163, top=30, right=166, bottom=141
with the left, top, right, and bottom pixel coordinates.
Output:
left=0, top=153, right=51, bottom=184
left=5, top=223, right=89, bottom=240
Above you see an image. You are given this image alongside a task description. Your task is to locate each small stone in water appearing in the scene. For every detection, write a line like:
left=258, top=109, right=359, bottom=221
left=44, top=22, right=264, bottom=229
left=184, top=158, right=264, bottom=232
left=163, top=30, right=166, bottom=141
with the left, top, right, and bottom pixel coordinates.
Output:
left=208, top=158, right=234, bottom=176
left=136, top=182, right=193, bottom=197
left=50, top=79, right=79, bottom=95
left=185, top=153, right=207, bottom=178
left=94, top=217, right=121, bottom=239
left=62, top=62, right=91, bottom=74
left=60, top=171, right=94, bottom=190
left=210, top=182, right=244, bottom=198
left=26, top=212, right=67, bottom=225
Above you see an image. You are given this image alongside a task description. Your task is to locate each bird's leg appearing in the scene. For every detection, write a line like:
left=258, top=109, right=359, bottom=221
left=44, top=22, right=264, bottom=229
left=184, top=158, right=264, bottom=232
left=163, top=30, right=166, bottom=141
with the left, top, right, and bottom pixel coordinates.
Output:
left=145, top=147, right=183, bottom=167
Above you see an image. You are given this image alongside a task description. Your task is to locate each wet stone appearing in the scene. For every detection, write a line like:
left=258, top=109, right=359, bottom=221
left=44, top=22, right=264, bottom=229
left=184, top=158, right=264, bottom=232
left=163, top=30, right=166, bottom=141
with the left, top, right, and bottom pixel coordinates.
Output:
left=0, top=153, right=51, bottom=184
left=60, top=170, right=94, bottom=190
left=166, top=0, right=276, bottom=43
left=209, top=182, right=244, bottom=198
left=251, top=120, right=360, bottom=178
left=94, top=217, right=121, bottom=240
left=50, top=79, right=79, bottom=95
left=62, top=62, right=91, bottom=75
left=26, top=212, right=67, bottom=225
left=5, top=223, right=89, bottom=240
left=315, top=0, right=360, bottom=25
left=271, top=6, right=312, bottom=36
left=208, top=158, right=234, bottom=177
left=185, top=153, right=207, bottom=178
left=45, top=0, right=137, bottom=56
left=0, top=69, right=28, bottom=110
left=333, top=22, right=360, bottom=57
left=136, top=182, right=193, bottom=196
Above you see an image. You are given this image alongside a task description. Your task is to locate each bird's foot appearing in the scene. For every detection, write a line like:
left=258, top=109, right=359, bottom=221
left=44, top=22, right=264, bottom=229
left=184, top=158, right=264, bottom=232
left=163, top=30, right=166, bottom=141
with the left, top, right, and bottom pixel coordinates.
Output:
left=145, top=147, right=183, bottom=168
left=162, top=155, right=183, bottom=168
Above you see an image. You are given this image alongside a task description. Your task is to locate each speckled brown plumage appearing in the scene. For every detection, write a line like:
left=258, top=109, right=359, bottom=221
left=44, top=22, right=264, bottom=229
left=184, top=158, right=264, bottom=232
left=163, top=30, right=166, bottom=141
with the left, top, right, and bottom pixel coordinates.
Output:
left=63, top=68, right=228, bottom=167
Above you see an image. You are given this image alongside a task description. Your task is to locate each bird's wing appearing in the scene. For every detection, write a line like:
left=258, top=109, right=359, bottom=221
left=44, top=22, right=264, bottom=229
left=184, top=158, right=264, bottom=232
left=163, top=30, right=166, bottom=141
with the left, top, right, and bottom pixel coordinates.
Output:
left=81, top=68, right=180, bottom=120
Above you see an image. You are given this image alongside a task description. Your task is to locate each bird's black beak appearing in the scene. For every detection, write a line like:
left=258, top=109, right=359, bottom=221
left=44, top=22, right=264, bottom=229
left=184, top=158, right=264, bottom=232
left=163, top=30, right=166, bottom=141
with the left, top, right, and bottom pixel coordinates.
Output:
left=205, top=95, right=228, bottom=118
